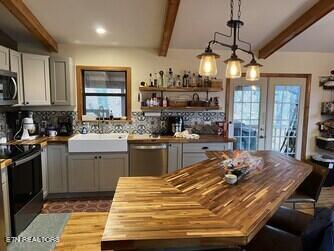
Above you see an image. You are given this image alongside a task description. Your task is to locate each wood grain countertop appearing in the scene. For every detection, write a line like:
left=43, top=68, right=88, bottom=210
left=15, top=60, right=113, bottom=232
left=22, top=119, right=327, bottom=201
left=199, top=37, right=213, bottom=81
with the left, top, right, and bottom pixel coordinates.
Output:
left=0, top=159, right=12, bottom=169
left=101, top=151, right=312, bottom=250
left=127, top=135, right=236, bottom=144
left=0, top=136, right=73, bottom=169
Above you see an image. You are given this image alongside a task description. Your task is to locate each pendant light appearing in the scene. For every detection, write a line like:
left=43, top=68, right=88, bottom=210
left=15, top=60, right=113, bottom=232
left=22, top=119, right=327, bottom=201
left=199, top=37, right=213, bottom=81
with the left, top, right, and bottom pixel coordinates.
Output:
left=197, top=0, right=263, bottom=81
left=197, top=46, right=220, bottom=77
left=225, top=53, right=244, bottom=79
left=245, top=57, right=263, bottom=81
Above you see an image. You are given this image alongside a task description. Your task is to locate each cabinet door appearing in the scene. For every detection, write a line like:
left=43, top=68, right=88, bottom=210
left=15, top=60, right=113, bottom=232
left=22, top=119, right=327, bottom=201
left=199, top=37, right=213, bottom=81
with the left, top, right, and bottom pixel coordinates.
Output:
left=68, top=154, right=99, bottom=192
left=41, top=147, right=48, bottom=198
left=10, top=50, right=24, bottom=105
left=22, top=53, right=50, bottom=105
left=0, top=45, right=9, bottom=71
left=182, top=153, right=208, bottom=168
left=1, top=168, right=11, bottom=238
left=168, top=143, right=182, bottom=173
left=99, top=154, right=128, bottom=191
left=50, top=56, right=72, bottom=105
left=47, top=144, right=68, bottom=193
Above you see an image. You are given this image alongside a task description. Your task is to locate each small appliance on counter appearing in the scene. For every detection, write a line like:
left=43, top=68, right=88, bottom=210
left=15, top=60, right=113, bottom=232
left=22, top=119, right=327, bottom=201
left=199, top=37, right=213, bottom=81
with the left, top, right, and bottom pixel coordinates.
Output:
left=8, top=111, right=38, bottom=140
left=57, top=116, right=73, bottom=136
left=164, top=116, right=184, bottom=136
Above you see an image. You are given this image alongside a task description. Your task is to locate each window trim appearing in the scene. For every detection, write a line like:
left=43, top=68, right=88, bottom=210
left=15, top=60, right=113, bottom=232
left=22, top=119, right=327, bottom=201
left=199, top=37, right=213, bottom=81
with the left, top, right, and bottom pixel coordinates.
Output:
left=76, top=65, right=132, bottom=121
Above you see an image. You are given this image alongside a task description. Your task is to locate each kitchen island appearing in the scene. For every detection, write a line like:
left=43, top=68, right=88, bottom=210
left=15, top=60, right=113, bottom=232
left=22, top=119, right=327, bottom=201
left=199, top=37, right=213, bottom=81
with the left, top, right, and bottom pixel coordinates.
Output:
left=101, top=151, right=312, bottom=250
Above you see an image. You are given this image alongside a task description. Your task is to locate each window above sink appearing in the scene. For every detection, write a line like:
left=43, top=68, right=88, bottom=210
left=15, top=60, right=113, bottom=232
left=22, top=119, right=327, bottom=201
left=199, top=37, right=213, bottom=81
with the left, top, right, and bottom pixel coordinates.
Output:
left=76, top=66, right=132, bottom=122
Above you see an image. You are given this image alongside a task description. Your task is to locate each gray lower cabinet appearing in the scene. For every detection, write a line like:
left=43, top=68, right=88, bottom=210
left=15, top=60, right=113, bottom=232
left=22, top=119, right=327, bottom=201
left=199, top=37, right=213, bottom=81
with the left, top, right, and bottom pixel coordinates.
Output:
left=68, top=154, right=99, bottom=192
left=1, top=167, right=11, bottom=238
left=182, top=143, right=231, bottom=168
left=68, top=153, right=128, bottom=192
left=41, top=147, right=48, bottom=198
left=167, top=143, right=183, bottom=173
left=47, top=144, right=68, bottom=193
left=99, top=154, right=128, bottom=191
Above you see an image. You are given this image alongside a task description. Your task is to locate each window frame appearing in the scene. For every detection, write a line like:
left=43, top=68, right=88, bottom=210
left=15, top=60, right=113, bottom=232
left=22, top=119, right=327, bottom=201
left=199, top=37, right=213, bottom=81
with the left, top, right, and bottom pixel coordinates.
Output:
left=76, top=66, right=132, bottom=121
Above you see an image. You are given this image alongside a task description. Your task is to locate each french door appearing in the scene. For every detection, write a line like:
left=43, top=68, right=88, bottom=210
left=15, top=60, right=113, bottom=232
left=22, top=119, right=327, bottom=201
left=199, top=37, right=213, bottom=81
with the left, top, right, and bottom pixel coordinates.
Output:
left=229, top=77, right=306, bottom=159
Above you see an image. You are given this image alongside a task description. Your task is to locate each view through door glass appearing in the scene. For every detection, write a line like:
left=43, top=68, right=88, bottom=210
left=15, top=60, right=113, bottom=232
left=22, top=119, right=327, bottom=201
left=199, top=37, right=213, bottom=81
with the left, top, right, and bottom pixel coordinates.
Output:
left=232, top=85, right=261, bottom=150
left=272, top=85, right=301, bottom=158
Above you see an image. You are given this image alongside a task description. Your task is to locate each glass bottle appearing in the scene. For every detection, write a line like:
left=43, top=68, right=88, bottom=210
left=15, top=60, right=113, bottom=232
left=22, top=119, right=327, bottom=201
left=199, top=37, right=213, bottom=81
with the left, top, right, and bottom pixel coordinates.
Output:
left=176, top=75, right=182, bottom=87
left=149, top=73, right=153, bottom=87
left=168, top=68, right=174, bottom=87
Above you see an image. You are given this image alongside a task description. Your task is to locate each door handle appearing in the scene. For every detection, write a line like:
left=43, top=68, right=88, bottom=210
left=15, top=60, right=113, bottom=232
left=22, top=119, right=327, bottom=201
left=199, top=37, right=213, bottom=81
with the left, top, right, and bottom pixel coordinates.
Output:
left=132, top=145, right=167, bottom=150
left=10, top=77, right=18, bottom=99
left=202, top=146, right=209, bottom=150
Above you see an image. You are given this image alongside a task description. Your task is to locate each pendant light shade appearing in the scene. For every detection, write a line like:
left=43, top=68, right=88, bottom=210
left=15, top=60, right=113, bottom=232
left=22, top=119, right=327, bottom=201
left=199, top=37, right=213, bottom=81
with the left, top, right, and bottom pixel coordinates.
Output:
left=245, top=59, right=262, bottom=81
left=225, top=53, right=244, bottom=79
left=197, top=47, right=220, bottom=77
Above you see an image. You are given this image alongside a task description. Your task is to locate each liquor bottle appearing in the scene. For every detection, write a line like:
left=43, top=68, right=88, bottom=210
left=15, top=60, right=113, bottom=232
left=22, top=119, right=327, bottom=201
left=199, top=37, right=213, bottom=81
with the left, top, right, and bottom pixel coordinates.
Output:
left=162, top=96, right=168, bottom=107
left=187, top=71, right=191, bottom=87
left=168, top=68, right=174, bottom=87
left=191, top=73, right=197, bottom=87
left=149, top=73, right=153, bottom=87
left=159, top=71, right=164, bottom=87
left=176, top=75, right=182, bottom=87
left=182, top=71, right=188, bottom=87
left=154, top=73, right=158, bottom=87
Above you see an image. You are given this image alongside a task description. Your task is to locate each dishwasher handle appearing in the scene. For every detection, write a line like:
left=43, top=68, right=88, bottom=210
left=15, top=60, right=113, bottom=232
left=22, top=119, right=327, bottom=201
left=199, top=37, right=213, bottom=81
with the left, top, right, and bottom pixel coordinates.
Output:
left=131, top=145, right=167, bottom=150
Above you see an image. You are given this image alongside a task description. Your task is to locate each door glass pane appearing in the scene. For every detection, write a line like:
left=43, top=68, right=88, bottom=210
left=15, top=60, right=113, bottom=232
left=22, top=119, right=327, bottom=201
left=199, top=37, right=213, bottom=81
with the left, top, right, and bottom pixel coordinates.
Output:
left=272, top=85, right=301, bottom=157
left=233, top=85, right=261, bottom=150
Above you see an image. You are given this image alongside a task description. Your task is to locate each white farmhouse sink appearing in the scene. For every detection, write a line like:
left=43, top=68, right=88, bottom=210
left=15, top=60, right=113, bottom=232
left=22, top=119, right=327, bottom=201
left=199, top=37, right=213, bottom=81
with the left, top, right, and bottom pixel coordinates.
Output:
left=68, top=133, right=129, bottom=153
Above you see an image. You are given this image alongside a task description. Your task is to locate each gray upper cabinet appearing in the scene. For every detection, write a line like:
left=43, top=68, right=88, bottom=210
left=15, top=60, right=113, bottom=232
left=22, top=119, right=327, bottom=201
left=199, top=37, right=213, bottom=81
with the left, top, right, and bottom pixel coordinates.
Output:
left=99, top=154, right=128, bottom=191
left=22, top=53, right=50, bottom=106
left=10, top=50, right=24, bottom=105
left=0, top=45, right=9, bottom=71
left=50, top=56, right=72, bottom=105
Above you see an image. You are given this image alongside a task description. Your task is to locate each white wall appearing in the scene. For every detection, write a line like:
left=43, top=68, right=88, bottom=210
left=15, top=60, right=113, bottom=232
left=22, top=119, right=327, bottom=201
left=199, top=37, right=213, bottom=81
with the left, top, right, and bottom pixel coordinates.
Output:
left=18, top=43, right=334, bottom=157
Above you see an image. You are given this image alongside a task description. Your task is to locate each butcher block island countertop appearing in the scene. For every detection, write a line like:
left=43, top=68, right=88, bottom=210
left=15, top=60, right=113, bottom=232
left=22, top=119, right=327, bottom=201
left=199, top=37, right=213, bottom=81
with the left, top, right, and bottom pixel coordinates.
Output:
left=101, top=151, right=312, bottom=250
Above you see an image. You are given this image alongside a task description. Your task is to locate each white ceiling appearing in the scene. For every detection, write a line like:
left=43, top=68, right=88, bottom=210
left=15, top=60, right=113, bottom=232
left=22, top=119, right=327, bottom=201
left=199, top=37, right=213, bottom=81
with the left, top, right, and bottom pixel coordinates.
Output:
left=23, top=0, right=167, bottom=47
left=170, top=0, right=319, bottom=50
left=1, top=0, right=334, bottom=53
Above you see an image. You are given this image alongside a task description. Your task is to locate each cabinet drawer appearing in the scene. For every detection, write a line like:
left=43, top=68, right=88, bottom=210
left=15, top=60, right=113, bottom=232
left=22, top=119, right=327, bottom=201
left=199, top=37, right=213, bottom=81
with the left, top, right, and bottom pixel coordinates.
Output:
left=183, top=143, right=227, bottom=153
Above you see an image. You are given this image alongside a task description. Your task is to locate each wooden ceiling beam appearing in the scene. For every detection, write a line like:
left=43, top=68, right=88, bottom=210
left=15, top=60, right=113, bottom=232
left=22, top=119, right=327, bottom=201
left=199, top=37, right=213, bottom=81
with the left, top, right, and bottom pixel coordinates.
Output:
left=159, top=0, right=180, bottom=57
left=258, top=0, right=334, bottom=59
left=0, top=0, right=58, bottom=52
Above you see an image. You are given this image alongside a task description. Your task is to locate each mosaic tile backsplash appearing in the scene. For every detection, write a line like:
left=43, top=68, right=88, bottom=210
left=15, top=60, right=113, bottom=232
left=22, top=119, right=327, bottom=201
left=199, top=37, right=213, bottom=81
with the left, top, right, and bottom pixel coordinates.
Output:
left=0, top=111, right=225, bottom=136
left=34, top=111, right=225, bottom=135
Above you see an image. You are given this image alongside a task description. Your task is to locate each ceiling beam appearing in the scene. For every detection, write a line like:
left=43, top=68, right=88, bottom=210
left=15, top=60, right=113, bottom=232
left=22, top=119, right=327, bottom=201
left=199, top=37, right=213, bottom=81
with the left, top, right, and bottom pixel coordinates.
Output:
left=258, top=0, right=334, bottom=59
left=0, top=0, right=58, bottom=52
left=159, top=0, right=180, bottom=57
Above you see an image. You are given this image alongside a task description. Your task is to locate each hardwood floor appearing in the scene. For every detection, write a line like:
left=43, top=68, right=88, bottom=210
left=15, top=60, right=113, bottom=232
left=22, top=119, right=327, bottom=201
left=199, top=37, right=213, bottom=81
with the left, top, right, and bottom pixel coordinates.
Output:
left=55, top=212, right=108, bottom=251
left=56, top=187, right=334, bottom=250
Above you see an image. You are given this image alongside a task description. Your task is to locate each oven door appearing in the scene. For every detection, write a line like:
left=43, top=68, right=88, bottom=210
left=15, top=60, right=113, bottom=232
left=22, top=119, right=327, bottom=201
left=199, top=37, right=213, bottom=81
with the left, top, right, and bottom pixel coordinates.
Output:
left=0, top=70, right=18, bottom=106
left=8, top=150, right=43, bottom=236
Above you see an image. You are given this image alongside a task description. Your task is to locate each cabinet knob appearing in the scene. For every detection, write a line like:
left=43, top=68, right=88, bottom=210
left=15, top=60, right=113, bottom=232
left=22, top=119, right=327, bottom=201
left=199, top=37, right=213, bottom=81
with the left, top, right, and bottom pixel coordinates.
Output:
left=26, top=102, right=29, bottom=105
left=52, top=102, right=55, bottom=105
left=202, top=146, right=209, bottom=150
left=94, top=156, right=97, bottom=159
left=99, top=156, right=102, bottom=159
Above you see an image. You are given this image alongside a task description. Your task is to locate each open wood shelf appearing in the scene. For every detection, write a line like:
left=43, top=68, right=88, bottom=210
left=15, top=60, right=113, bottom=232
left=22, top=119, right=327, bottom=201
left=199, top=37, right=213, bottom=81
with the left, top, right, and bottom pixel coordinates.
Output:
left=139, top=86, right=223, bottom=92
left=141, top=106, right=220, bottom=111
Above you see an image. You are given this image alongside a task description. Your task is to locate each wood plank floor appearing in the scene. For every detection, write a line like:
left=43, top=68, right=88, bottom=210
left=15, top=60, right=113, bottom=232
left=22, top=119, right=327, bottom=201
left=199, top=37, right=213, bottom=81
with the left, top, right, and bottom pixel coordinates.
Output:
left=56, top=187, right=334, bottom=251
left=55, top=212, right=108, bottom=251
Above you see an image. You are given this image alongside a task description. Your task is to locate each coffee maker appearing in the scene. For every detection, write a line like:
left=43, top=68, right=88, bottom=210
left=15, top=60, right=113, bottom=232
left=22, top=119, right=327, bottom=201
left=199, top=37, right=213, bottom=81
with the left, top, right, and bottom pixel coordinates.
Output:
left=57, top=116, right=73, bottom=136
left=164, top=116, right=184, bottom=136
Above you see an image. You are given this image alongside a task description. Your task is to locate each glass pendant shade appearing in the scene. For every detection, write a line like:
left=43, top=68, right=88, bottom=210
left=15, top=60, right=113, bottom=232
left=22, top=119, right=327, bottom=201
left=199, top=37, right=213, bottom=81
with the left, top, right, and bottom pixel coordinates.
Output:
left=245, top=59, right=262, bottom=81
left=197, top=48, right=220, bottom=77
left=225, top=54, right=243, bottom=79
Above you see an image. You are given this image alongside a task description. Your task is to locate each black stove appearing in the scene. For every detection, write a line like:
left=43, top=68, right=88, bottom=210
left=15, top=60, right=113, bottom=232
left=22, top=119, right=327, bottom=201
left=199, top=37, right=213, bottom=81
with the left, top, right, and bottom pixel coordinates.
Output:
left=0, top=144, right=41, bottom=161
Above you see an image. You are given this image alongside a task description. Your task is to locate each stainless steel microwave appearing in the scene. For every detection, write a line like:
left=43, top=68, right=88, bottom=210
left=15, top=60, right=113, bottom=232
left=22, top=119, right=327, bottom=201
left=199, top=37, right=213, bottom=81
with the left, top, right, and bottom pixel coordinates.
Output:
left=0, top=70, right=18, bottom=106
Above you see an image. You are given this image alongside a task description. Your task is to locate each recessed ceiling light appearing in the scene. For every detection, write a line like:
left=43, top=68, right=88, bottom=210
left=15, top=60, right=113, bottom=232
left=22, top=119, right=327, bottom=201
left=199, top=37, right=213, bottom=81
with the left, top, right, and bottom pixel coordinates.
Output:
left=96, top=27, right=106, bottom=35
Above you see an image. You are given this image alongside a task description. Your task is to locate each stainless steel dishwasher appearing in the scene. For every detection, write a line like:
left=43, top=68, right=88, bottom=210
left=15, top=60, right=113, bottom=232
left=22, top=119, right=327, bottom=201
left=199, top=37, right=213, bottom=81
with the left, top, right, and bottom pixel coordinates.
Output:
left=129, top=144, right=168, bottom=176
